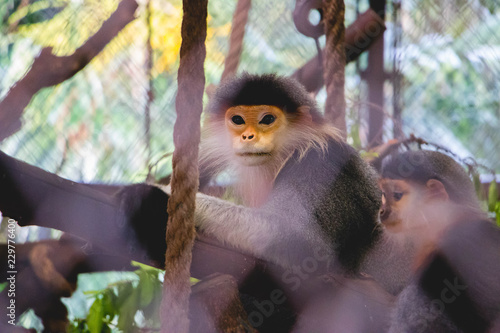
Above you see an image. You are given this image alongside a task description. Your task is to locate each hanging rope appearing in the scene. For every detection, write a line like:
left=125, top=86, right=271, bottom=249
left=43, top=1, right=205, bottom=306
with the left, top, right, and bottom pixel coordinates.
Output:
left=220, top=0, right=252, bottom=81
left=323, top=0, right=347, bottom=138
left=160, top=0, right=207, bottom=332
left=392, top=0, right=403, bottom=140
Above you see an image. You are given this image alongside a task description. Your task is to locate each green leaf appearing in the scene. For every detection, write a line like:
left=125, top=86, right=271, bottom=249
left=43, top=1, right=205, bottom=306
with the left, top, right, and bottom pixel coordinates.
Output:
left=102, top=323, right=111, bottom=333
left=115, top=282, right=134, bottom=308
left=132, top=260, right=164, bottom=273
left=138, top=272, right=155, bottom=308
left=101, top=290, right=117, bottom=321
left=18, top=7, right=65, bottom=25
left=8, top=1, right=66, bottom=25
left=68, top=319, right=89, bottom=333
left=87, top=298, right=104, bottom=333
left=488, top=181, right=498, bottom=212
left=117, top=287, right=139, bottom=331
left=142, top=278, right=163, bottom=322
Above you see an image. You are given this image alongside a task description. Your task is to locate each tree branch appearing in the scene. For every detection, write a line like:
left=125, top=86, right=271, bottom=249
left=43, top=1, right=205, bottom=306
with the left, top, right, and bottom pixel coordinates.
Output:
left=0, top=0, right=139, bottom=141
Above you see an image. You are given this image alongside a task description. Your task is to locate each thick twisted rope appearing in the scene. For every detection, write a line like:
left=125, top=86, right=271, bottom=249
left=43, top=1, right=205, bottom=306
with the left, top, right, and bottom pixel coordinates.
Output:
left=323, top=0, right=347, bottom=138
left=221, top=0, right=252, bottom=81
left=160, top=0, right=207, bottom=332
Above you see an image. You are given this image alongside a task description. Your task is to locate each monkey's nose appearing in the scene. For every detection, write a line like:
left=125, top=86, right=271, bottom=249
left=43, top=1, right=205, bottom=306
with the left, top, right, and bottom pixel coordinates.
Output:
left=379, top=205, right=391, bottom=221
left=242, top=133, right=255, bottom=141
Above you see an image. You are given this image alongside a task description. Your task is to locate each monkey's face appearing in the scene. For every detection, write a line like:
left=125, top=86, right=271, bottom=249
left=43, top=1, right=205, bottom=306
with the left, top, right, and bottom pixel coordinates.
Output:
left=379, top=179, right=426, bottom=233
left=225, top=105, right=288, bottom=166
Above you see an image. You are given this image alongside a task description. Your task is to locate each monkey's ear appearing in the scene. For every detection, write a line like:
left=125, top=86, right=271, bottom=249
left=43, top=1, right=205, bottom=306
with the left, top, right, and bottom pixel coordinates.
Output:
left=296, top=106, right=313, bottom=123
left=425, top=179, right=449, bottom=202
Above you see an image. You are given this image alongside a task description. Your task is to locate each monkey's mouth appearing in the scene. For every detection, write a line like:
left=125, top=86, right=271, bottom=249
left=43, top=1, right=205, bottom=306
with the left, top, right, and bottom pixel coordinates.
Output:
left=381, top=218, right=404, bottom=232
left=236, top=152, right=272, bottom=157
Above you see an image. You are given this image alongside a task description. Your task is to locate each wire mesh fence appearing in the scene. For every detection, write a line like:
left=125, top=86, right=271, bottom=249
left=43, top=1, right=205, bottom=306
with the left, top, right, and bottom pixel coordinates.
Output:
left=0, top=0, right=499, bottom=185
left=393, top=0, right=500, bottom=171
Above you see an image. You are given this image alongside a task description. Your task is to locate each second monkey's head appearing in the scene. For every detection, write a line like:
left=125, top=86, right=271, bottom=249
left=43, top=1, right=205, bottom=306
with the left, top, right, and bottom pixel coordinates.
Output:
left=204, top=73, right=337, bottom=168
left=379, top=150, right=485, bottom=233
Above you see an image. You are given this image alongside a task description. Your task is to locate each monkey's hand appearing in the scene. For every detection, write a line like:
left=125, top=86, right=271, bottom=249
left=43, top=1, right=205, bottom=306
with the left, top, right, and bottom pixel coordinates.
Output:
left=194, top=192, right=273, bottom=247
left=194, top=192, right=331, bottom=267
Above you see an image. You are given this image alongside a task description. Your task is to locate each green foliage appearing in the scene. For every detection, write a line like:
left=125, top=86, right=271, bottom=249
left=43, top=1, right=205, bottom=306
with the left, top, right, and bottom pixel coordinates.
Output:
left=1, top=0, right=497, bottom=180
left=489, top=181, right=500, bottom=227
left=480, top=179, right=500, bottom=226
left=349, top=122, right=362, bottom=150
left=479, top=0, right=498, bottom=14
left=495, top=202, right=500, bottom=227
left=13, top=5, right=65, bottom=26
left=69, top=263, right=164, bottom=333
left=489, top=181, right=499, bottom=212
left=398, top=0, right=500, bottom=173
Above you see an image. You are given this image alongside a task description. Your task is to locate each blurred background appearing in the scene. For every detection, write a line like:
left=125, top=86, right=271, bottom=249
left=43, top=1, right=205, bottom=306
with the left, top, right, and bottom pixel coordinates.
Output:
left=0, top=0, right=499, bottom=185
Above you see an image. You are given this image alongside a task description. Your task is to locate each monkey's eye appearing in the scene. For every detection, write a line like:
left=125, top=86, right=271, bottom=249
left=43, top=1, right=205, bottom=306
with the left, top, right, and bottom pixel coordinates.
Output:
left=260, top=114, right=276, bottom=125
left=231, top=115, right=245, bottom=125
left=393, top=192, right=404, bottom=201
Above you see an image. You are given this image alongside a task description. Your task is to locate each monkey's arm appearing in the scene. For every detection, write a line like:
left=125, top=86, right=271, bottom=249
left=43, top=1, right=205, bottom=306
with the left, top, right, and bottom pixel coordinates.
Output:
left=194, top=191, right=329, bottom=267
left=0, top=150, right=169, bottom=266
left=360, top=232, right=414, bottom=295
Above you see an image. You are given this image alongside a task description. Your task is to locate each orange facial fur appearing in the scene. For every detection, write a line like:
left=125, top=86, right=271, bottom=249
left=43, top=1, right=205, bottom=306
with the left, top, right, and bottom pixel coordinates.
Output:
left=199, top=103, right=338, bottom=207
left=379, top=178, right=456, bottom=270
left=379, top=179, right=416, bottom=232
left=225, top=105, right=289, bottom=166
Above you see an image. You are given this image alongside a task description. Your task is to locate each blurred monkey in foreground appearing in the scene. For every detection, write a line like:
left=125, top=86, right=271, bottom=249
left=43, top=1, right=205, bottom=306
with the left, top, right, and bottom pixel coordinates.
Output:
left=193, top=73, right=384, bottom=276
left=378, top=150, right=500, bottom=332
left=379, top=150, right=485, bottom=264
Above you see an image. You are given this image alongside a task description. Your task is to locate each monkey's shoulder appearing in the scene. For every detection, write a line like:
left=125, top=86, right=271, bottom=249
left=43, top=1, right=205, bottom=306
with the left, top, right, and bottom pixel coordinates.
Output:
left=278, top=139, right=379, bottom=194
left=274, top=139, right=382, bottom=271
left=275, top=138, right=382, bottom=224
